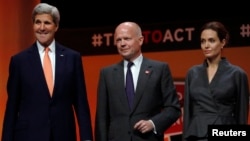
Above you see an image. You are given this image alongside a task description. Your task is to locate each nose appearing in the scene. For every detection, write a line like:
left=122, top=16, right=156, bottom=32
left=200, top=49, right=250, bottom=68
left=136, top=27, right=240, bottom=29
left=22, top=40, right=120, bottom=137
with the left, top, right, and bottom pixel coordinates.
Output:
left=203, top=41, right=209, bottom=48
left=39, top=23, right=46, bottom=30
left=120, top=39, right=126, bottom=46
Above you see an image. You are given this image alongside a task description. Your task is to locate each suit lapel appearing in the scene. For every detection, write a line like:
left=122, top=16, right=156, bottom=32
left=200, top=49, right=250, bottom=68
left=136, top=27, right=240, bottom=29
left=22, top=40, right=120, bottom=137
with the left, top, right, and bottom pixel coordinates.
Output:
left=132, top=59, right=153, bottom=111
left=114, top=62, right=131, bottom=112
left=28, top=44, right=51, bottom=96
left=53, top=44, right=66, bottom=97
left=28, top=44, right=44, bottom=74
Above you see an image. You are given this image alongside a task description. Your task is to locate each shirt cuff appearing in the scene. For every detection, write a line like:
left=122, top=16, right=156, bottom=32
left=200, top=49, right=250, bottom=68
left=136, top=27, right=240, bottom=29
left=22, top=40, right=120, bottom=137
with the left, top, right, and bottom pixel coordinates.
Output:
left=149, top=120, right=157, bottom=134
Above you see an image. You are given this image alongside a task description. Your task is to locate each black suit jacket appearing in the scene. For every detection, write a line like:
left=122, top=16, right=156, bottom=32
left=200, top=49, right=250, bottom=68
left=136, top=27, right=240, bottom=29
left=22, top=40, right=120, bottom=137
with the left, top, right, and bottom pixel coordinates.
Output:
left=95, top=57, right=181, bottom=141
left=2, top=42, right=93, bottom=141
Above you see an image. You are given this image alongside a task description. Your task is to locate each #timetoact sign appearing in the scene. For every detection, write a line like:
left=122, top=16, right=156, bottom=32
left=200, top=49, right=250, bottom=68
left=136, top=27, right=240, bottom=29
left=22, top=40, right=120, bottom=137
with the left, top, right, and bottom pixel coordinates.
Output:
left=56, top=18, right=250, bottom=56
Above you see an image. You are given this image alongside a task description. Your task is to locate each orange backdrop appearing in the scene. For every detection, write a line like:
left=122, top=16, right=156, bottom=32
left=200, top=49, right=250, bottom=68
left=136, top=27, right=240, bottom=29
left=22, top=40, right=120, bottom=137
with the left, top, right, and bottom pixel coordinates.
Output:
left=0, top=0, right=39, bottom=138
left=0, top=1, right=249, bottom=141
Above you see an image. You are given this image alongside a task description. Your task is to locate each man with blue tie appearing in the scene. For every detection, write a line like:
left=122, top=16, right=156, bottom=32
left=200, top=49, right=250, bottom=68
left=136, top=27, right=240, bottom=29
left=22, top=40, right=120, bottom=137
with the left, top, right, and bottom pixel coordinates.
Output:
left=1, top=3, right=93, bottom=141
left=95, top=21, right=181, bottom=141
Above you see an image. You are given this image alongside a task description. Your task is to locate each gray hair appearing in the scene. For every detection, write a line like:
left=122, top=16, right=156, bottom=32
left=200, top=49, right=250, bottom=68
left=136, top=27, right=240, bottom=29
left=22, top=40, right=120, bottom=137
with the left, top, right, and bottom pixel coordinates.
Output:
left=32, top=3, right=60, bottom=26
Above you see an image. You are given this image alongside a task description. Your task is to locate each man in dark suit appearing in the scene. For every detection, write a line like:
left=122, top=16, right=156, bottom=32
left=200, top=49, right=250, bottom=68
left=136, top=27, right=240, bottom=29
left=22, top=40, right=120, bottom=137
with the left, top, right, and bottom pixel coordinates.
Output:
left=1, top=3, right=93, bottom=141
left=95, top=21, right=181, bottom=141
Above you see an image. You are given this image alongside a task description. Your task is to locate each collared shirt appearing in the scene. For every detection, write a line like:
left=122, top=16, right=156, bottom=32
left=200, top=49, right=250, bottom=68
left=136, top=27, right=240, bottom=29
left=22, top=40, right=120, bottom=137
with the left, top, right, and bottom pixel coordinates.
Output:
left=124, top=54, right=143, bottom=91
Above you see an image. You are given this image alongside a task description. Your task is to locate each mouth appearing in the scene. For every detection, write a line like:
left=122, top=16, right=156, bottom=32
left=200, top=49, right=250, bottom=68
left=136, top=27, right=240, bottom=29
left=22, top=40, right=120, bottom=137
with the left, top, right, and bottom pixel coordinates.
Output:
left=37, top=32, right=48, bottom=37
left=203, top=50, right=211, bottom=54
left=38, top=32, right=48, bottom=35
left=120, top=48, right=129, bottom=51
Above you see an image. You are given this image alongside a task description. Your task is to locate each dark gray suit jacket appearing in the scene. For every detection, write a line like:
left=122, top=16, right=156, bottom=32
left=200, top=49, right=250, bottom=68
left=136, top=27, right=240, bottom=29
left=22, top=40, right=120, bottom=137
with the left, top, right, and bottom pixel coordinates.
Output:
left=95, top=57, right=181, bottom=141
left=2, top=42, right=93, bottom=141
left=183, top=58, right=249, bottom=140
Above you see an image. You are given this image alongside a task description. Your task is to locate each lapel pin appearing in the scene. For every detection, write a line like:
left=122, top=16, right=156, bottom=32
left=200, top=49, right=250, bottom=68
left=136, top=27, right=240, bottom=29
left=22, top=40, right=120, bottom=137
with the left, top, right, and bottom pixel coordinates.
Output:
left=145, top=70, right=150, bottom=74
left=60, top=54, right=64, bottom=57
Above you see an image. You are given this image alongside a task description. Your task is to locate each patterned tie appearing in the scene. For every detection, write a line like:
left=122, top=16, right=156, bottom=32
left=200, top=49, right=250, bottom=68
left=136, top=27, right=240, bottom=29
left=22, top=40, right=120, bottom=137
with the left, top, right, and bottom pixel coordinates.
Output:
left=126, top=62, right=134, bottom=109
left=43, top=47, right=53, bottom=96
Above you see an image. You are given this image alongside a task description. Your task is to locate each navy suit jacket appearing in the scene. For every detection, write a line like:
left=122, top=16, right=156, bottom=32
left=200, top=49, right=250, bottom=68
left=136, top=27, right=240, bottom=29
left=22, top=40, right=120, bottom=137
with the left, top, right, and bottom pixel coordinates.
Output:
left=95, top=57, right=181, bottom=141
left=2, top=42, right=93, bottom=141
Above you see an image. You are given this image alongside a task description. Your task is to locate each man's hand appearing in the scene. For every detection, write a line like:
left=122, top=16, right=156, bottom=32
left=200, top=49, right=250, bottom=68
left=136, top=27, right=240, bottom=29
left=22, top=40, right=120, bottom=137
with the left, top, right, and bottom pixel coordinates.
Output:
left=134, top=120, right=154, bottom=133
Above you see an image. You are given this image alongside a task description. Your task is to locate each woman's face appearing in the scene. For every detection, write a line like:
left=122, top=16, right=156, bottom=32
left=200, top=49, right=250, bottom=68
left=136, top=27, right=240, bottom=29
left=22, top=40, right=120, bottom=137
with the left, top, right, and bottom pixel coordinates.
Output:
left=200, top=29, right=225, bottom=59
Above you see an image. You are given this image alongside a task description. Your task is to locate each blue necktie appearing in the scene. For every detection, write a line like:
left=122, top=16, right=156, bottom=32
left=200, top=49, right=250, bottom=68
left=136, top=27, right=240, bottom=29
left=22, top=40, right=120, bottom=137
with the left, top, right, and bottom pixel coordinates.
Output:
left=126, top=62, right=134, bottom=109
